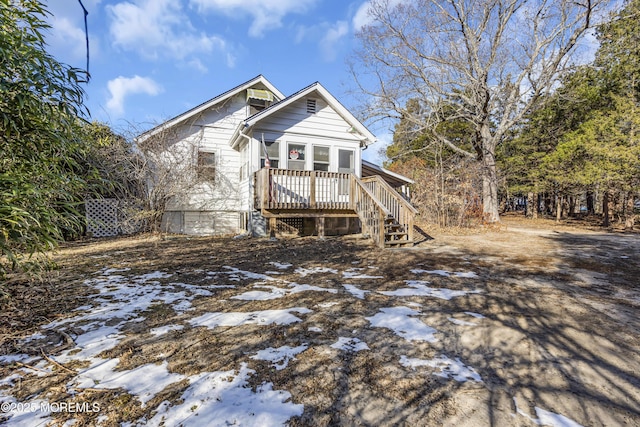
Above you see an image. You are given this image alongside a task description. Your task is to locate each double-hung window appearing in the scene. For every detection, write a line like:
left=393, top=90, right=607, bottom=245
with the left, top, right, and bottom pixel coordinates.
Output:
left=313, top=146, right=330, bottom=171
left=260, top=140, right=280, bottom=168
left=288, top=143, right=306, bottom=170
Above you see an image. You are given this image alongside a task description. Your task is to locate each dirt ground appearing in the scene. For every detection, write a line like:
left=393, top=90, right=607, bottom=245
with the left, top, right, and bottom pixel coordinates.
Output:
left=1, top=215, right=639, bottom=426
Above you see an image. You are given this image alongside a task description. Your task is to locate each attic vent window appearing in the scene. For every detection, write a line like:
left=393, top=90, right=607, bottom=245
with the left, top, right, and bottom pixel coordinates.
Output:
left=306, top=98, right=317, bottom=114
left=248, top=89, right=275, bottom=115
left=247, top=89, right=274, bottom=102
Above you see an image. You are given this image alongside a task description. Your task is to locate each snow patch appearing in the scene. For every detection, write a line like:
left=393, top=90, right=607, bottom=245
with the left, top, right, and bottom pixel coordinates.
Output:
left=448, top=317, right=477, bottom=326
left=343, top=284, right=369, bottom=299
left=145, top=363, right=303, bottom=427
left=400, top=355, right=482, bottom=382
left=269, top=262, right=293, bottom=270
left=189, top=308, right=312, bottom=329
left=150, top=324, right=185, bottom=337
left=317, top=302, right=339, bottom=308
left=134, top=271, right=173, bottom=282
left=411, top=269, right=478, bottom=278
left=250, top=345, right=308, bottom=370
left=72, top=359, right=185, bottom=405
left=342, top=268, right=384, bottom=279
left=232, top=283, right=336, bottom=301
left=295, top=267, right=338, bottom=277
left=513, top=397, right=584, bottom=427
left=0, top=395, right=52, bottom=426
left=330, top=337, right=369, bottom=352
left=464, top=312, right=486, bottom=319
left=535, top=407, right=585, bottom=427
left=208, top=266, right=277, bottom=282
left=366, top=306, right=438, bottom=342
left=380, top=281, right=481, bottom=300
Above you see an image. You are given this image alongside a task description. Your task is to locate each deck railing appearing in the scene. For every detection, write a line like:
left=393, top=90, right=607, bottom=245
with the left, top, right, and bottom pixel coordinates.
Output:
left=255, top=168, right=416, bottom=247
left=255, top=169, right=352, bottom=210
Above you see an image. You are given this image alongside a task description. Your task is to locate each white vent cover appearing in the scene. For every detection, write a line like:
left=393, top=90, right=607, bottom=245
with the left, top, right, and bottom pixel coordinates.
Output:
left=306, top=98, right=317, bottom=114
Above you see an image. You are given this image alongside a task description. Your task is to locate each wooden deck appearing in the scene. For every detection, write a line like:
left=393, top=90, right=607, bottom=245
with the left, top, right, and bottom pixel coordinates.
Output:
left=254, top=168, right=417, bottom=247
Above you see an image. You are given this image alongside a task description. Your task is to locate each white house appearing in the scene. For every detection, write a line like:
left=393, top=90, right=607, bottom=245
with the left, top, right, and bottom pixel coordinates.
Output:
left=137, top=75, right=416, bottom=247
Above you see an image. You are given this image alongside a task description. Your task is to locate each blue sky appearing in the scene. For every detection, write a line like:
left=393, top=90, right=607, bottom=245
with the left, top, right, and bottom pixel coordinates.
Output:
left=44, top=0, right=391, bottom=162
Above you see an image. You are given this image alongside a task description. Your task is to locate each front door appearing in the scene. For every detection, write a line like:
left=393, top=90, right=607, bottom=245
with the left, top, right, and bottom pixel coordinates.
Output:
left=337, top=149, right=355, bottom=195
left=338, top=149, right=354, bottom=174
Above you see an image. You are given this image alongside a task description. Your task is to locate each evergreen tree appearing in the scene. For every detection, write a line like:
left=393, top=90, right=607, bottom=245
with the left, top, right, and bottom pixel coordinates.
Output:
left=1, top=0, right=91, bottom=274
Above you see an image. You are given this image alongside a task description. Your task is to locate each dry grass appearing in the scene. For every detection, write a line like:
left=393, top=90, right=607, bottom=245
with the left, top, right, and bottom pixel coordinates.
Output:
left=1, top=217, right=639, bottom=426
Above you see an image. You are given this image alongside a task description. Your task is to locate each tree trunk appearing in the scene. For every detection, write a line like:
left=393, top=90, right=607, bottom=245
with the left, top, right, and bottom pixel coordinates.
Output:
left=481, top=147, right=500, bottom=223
left=603, top=191, right=610, bottom=227
left=544, top=195, right=553, bottom=215
left=526, top=192, right=534, bottom=218
left=586, top=191, right=595, bottom=215
left=624, top=191, right=635, bottom=230
left=533, top=193, right=539, bottom=219
left=556, top=195, right=562, bottom=222
left=569, top=196, right=577, bottom=216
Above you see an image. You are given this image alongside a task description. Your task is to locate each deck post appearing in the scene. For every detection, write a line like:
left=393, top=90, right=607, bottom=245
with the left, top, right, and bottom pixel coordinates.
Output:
left=407, top=209, right=414, bottom=243
left=349, top=175, right=356, bottom=210
left=309, top=171, right=316, bottom=209
left=379, top=209, right=386, bottom=248
left=261, top=169, right=269, bottom=210
left=316, top=216, right=325, bottom=239
left=269, top=217, right=277, bottom=239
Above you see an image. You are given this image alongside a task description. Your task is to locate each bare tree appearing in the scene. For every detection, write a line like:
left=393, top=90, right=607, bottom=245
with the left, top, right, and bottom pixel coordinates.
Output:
left=351, top=0, right=604, bottom=222
left=126, top=124, right=208, bottom=232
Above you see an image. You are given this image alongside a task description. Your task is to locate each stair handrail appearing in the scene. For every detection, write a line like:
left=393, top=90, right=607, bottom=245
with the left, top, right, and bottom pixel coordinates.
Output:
left=351, top=175, right=391, bottom=248
left=361, top=175, right=417, bottom=243
left=361, top=175, right=418, bottom=214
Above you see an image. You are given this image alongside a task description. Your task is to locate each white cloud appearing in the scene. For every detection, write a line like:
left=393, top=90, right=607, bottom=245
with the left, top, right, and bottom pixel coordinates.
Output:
left=189, top=0, right=318, bottom=37
left=106, top=75, right=163, bottom=116
left=352, top=0, right=405, bottom=31
left=320, top=21, right=349, bottom=62
left=186, top=58, right=209, bottom=73
left=44, top=1, right=102, bottom=66
left=107, top=0, right=228, bottom=63
left=48, top=16, right=93, bottom=61
left=352, top=1, right=373, bottom=30
left=294, top=20, right=349, bottom=62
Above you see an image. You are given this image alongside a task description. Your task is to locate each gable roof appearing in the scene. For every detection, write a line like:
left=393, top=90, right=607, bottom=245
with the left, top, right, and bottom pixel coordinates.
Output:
left=137, top=75, right=284, bottom=142
left=237, top=82, right=375, bottom=147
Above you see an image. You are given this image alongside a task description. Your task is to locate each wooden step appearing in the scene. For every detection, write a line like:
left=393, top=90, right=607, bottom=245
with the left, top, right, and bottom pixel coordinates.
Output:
left=385, top=231, right=408, bottom=237
left=385, top=239, right=414, bottom=248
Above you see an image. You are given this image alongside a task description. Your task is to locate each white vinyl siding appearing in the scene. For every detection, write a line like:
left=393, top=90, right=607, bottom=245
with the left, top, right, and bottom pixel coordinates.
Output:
left=162, top=211, right=240, bottom=235
left=254, top=98, right=363, bottom=142
left=165, top=94, right=245, bottom=213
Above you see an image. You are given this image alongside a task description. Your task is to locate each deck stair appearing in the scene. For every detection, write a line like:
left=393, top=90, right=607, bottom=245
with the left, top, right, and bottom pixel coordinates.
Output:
left=353, top=175, right=417, bottom=248
left=384, top=216, right=411, bottom=247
